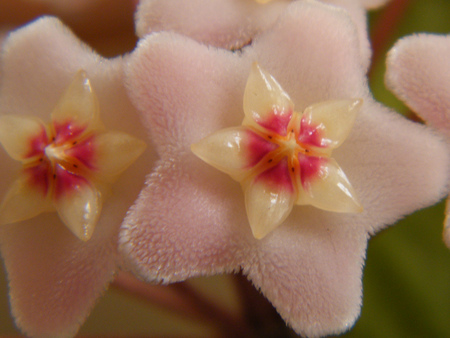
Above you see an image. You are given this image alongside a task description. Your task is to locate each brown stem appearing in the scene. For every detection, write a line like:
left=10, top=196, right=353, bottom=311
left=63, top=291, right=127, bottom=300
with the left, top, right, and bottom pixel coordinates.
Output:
left=171, top=281, right=254, bottom=337
left=234, top=272, right=294, bottom=338
left=369, top=0, right=412, bottom=78
left=112, top=272, right=253, bottom=337
left=112, top=271, right=206, bottom=321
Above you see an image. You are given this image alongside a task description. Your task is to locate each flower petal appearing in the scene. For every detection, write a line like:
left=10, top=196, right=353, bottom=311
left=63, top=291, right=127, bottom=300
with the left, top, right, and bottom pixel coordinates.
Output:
left=251, top=1, right=367, bottom=108
left=244, top=158, right=295, bottom=239
left=386, top=34, right=450, bottom=139
left=87, top=131, right=147, bottom=180
left=0, top=169, right=52, bottom=226
left=243, top=62, right=294, bottom=136
left=53, top=164, right=101, bottom=241
left=299, top=99, right=362, bottom=149
left=135, top=0, right=286, bottom=49
left=0, top=16, right=155, bottom=337
left=297, top=156, right=362, bottom=213
left=191, top=126, right=277, bottom=181
left=247, top=214, right=368, bottom=337
left=0, top=213, right=118, bottom=337
left=51, top=70, right=102, bottom=143
left=0, top=115, right=47, bottom=161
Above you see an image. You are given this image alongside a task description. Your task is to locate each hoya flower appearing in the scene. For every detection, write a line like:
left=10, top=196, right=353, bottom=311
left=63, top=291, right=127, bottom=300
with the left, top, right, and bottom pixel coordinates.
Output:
left=0, top=17, right=153, bottom=337
left=385, top=33, right=450, bottom=248
left=192, top=63, right=363, bottom=239
left=135, top=0, right=385, bottom=70
left=121, top=1, right=448, bottom=336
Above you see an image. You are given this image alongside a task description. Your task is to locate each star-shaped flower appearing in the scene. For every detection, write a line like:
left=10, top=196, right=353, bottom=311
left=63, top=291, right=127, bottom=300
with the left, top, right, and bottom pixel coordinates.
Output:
left=385, top=33, right=450, bottom=248
left=0, top=69, right=146, bottom=241
left=121, top=1, right=448, bottom=336
left=192, top=62, right=363, bottom=239
left=135, top=0, right=385, bottom=71
left=0, top=17, right=155, bottom=337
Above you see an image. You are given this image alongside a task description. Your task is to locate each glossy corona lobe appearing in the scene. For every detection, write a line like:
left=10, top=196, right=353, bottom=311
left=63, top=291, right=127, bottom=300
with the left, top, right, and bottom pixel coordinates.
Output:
left=0, top=70, right=146, bottom=241
left=192, top=63, right=362, bottom=239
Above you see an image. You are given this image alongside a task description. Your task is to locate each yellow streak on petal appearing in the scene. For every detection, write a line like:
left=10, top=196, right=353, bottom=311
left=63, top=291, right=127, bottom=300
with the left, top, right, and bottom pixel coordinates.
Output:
left=0, top=115, right=47, bottom=161
left=191, top=127, right=257, bottom=182
left=243, top=62, right=294, bottom=132
left=0, top=173, right=52, bottom=226
left=301, top=99, right=362, bottom=149
left=55, top=182, right=102, bottom=242
left=51, top=70, right=103, bottom=135
left=94, top=131, right=147, bottom=181
left=296, top=158, right=362, bottom=213
left=244, top=177, right=295, bottom=239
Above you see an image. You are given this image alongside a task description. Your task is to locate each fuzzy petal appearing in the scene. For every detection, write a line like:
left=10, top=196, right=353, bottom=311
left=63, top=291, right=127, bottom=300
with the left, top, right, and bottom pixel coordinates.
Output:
left=135, top=0, right=288, bottom=49
left=136, top=0, right=373, bottom=70
left=122, top=2, right=448, bottom=337
left=385, top=34, right=450, bottom=139
left=0, top=17, right=155, bottom=337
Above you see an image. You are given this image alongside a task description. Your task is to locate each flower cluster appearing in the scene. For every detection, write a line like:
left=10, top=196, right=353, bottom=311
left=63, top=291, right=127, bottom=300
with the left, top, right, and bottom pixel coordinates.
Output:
left=0, top=0, right=448, bottom=337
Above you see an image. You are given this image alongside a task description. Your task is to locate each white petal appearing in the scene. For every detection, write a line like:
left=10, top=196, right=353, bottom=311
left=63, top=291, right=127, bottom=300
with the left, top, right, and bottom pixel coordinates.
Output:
left=299, top=99, right=362, bottom=149
left=243, top=63, right=294, bottom=135
left=191, top=126, right=277, bottom=181
left=0, top=115, right=47, bottom=161
left=297, top=156, right=362, bottom=213
left=244, top=159, right=296, bottom=239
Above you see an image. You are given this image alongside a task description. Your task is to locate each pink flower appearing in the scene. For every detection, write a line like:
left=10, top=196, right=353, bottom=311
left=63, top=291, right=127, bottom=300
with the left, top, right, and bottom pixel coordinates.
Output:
left=385, top=33, right=450, bottom=248
left=135, top=0, right=387, bottom=71
left=0, top=17, right=154, bottom=337
left=121, top=1, right=448, bottom=336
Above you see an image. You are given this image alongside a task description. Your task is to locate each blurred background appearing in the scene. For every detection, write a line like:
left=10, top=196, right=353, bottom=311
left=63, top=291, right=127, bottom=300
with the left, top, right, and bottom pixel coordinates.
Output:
left=0, top=0, right=449, bottom=336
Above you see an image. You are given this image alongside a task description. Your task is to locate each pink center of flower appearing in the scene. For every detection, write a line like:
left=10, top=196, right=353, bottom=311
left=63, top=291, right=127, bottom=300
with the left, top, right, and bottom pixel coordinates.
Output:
left=249, top=110, right=328, bottom=192
left=25, top=120, right=96, bottom=199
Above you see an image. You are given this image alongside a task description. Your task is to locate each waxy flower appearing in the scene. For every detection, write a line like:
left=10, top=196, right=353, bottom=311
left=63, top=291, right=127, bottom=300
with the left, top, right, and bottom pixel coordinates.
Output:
left=0, top=70, right=146, bottom=241
left=0, top=17, right=154, bottom=337
left=385, top=34, right=450, bottom=248
left=135, top=0, right=385, bottom=70
left=121, top=1, right=448, bottom=336
left=192, top=63, right=363, bottom=239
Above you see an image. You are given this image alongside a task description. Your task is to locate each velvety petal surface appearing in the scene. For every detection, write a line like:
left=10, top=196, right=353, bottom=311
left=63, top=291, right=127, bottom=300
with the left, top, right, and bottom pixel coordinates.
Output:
left=386, top=33, right=450, bottom=248
left=122, top=2, right=448, bottom=337
left=385, top=34, right=450, bottom=138
left=135, top=0, right=372, bottom=70
left=0, top=17, right=155, bottom=337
